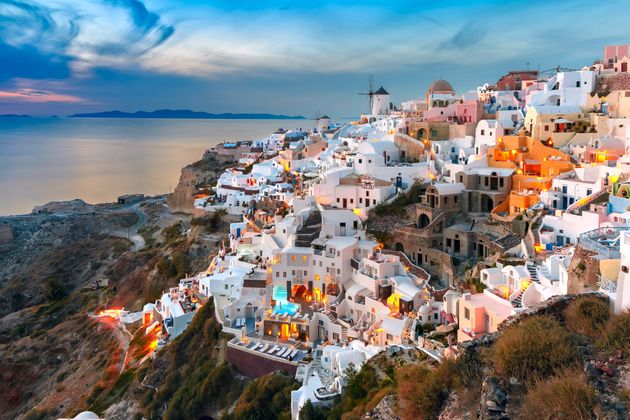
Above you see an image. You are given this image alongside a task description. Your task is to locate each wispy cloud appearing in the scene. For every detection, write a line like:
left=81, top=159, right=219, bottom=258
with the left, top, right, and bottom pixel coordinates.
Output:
left=0, top=88, right=83, bottom=102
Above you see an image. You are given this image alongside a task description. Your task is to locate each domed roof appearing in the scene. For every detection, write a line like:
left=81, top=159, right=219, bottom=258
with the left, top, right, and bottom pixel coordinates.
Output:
left=428, top=79, right=454, bottom=93
left=74, top=412, right=100, bottom=420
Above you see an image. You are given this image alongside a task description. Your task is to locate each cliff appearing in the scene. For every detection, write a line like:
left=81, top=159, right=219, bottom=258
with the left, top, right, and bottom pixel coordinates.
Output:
left=167, top=151, right=235, bottom=213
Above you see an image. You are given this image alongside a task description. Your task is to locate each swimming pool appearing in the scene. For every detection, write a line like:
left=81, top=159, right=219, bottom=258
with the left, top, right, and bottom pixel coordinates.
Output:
left=272, top=286, right=300, bottom=316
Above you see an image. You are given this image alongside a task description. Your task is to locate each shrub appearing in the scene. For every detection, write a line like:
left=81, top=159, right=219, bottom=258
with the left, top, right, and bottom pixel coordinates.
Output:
left=564, top=296, right=610, bottom=338
left=491, top=316, right=579, bottom=384
left=44, top=278, right=68, bottom=301
left=520, top=370, right=596, bottom=420
left=397, top=361, right=456, bottom=420
left=602, top=311, right=630, bottom=352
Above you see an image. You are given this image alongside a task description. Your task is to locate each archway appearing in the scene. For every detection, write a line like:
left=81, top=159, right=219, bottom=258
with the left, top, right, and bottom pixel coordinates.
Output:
left=417, top=128, right=426, bottom=140
left=395, top=242, right=405, bottom=253
left=481, top=195, right=494, bottom=213
left=418, top=214, right=430, bottom=228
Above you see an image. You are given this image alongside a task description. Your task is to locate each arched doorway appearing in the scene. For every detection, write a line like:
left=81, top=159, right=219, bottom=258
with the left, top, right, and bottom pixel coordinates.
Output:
left=418, top=214, right=430, bottom=228
left=417, top=128, right=426, bottom=140
left=395, top=242, right=405, bottom=253
left=481, top=195, right=494, bottom=212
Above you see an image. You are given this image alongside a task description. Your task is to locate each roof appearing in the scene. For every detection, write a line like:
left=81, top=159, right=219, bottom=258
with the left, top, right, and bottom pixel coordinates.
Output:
left=381, top=317, right=406, bottom=336
left=529, top=105, right=581, bottom=115
left=374, top=86, right=389, bottom=95
left=428, top=79, right=454, bottom=93
left=432, top=182, right=465, bottom=195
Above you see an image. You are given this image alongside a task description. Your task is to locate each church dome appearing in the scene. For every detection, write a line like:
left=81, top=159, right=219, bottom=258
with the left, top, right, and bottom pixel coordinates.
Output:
left=428, top=79, right=454, bottom=93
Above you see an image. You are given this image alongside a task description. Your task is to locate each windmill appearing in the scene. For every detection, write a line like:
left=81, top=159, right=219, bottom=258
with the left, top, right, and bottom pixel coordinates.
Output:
left=358, top=75, right=376, bottom=113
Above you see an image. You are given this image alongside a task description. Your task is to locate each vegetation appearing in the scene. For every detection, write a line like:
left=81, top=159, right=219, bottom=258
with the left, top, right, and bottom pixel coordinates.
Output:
left=520, top=370, right=597, bottom=420
left=602, top=311, right=630, bottom=352
left=44, top=278, right=69, bottom=301
left=397, top=361, right=456, bottom=420
left=371, top=182, right=424, bottom=217
left=140, top=302, right=243, bottom=419
left=227, top=371, right=298, bottom=420
left=191, top=209, right=227, bottom=232
left=162, top=223, right=184, bottom=245
left=564, top=296, right=610, bottom=338
left=489, top=316, right=580, bottom=384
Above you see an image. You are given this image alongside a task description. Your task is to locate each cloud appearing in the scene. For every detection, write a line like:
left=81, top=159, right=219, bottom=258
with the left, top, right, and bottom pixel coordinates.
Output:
left=0, top=0, right=175, bottom=77
left=0, top=88, right=83, bottom=103
left=439, top=23, right=487, bottom=50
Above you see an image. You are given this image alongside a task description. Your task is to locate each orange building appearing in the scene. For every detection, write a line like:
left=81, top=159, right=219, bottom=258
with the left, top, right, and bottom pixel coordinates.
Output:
left=488, top=135, right=574, bottom=215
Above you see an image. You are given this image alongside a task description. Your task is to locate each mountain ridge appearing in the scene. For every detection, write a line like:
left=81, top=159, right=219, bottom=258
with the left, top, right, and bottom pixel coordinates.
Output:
left=69, top=109, right=306, bottom=120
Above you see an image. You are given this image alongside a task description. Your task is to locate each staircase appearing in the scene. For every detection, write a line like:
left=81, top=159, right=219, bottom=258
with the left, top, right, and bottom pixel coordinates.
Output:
left=526, top=264, right=540, bottom=283
left=326, top=312, right=337, bottom=322
left=512, top=282, right=532, bottom=308
left=341, top=326, right=348, bottom=342
left=295, top=210, right=322, bottom=247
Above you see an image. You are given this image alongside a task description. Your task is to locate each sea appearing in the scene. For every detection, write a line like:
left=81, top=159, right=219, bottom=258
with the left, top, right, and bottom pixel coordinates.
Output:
left=0, top=117, right=313, bottom=215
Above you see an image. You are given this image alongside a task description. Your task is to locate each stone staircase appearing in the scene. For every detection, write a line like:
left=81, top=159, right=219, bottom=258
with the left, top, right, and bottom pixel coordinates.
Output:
left=341, top=326, right=348, bottom=342
left=295, top=210, right=322, bottom=247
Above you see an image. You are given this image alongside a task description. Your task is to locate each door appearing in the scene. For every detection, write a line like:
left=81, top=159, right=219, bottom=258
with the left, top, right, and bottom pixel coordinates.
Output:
left=622, top=62, right=628, bottom=72
left=342, top=198, right=347, bottom=208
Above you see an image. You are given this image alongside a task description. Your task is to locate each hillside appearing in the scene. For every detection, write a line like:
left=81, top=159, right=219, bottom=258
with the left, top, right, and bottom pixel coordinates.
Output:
left=300, top=294, right=630, bottom=420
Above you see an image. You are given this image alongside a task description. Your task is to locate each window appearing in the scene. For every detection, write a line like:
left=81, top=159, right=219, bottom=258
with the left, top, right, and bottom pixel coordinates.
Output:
left=359, top=198, right=363, bottom=204
left=454, top=196, right=458, bottom=203
left=544, top=125, right=549, bottom=131
left=587, top=189, right=592, bottom=195
left=353, top=220, right=358, bottom=229
left=366, top=191, right=370, bottom=197
left=622, top=265, right=629, bottom=273
left=358, top=159, right=362, bottom=164
left=302, top=255, right=307, bottom=262
left=434, top=313, right=438, bottom=320
left=336, top=198, right=340, bottom=203
left=480, top=129, right=485, bottom=136
left=291, top=255, right=296, bottom=262
left=386, top=334, right=393, bottom=341
left=373, top=199, right=377, bottom=205
left=464, top=307, right=470, bottom=320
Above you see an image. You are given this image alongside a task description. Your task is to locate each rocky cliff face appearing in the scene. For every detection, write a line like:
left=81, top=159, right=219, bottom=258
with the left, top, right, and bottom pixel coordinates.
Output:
left=167, top=152, right=235, bottom=214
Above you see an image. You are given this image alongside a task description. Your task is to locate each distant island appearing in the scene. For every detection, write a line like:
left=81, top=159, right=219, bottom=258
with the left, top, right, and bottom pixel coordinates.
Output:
left=0, top=114, right=31, bottom=118
left=69, top=109, right=306, bottom=120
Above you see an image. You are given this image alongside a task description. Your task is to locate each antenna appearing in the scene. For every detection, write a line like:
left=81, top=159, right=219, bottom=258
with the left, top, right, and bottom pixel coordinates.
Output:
left=358, top=74, right=376, bottom=114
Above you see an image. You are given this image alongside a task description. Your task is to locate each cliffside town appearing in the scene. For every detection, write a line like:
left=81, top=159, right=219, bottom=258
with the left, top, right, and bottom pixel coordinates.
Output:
left=4, top=44, right=630, bottom=419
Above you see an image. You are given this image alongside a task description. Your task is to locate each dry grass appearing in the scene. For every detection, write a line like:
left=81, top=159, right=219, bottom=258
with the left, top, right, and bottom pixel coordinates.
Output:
left=602, top=311, right=630, bottom=352
left=520, top=369, right=597, bottom=420
left=397, top=361, right=456, bottom=420
left=564, top=296, right=610, bottom=338
left=490, top=316, right=580, bottom=384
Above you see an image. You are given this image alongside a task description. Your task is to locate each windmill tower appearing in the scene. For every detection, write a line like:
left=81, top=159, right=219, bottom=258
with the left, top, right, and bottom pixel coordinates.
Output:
left=359, top=75, right=389, bottom=116
left=314, top=110, right=331, bottom=133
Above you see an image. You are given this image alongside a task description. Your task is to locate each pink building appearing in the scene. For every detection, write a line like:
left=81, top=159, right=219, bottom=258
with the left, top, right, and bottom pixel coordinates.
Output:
left=423, top=99, right=482, bottom=124
left=604, top=44, right=630, bottom=70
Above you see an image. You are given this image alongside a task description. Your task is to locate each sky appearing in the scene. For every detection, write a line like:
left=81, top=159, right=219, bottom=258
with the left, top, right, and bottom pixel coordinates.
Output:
left=1, top=0, right=630, bottom=117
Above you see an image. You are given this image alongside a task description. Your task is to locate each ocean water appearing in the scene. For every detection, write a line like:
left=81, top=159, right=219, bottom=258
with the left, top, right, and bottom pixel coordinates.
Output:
left=0, top=117, right=312, bottom=215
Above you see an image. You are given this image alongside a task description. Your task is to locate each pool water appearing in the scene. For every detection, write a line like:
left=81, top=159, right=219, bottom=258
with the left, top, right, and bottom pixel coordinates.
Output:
left=272, top=286, right=299, bottom=316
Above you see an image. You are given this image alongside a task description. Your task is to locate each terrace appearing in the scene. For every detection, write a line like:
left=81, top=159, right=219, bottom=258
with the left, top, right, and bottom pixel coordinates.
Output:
left=579, top=226, right=630, bottom=259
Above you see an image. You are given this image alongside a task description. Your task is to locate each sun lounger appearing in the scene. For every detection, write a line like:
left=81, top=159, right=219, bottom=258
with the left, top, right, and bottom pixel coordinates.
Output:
left=252, top=343, right=262, bottom=350
left=290, top=349, right=298, bottom=358
left=267, top=345, right=279, bottom=354
left=274, top=346, right=286, bottom=355
left=259, top=343, right=269, bottom=352
left=281, top=348, right=292, bottom=358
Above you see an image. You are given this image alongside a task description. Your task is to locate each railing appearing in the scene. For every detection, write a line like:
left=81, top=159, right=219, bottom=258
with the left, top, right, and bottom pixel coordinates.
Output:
left=597, top=275, right=618, bottom=293
left=579, top=227, right=630, bottom=259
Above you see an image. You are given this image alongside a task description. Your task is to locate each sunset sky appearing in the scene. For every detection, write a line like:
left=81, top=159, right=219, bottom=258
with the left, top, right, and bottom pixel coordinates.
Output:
left=1, top=0, right=629, bottom=117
